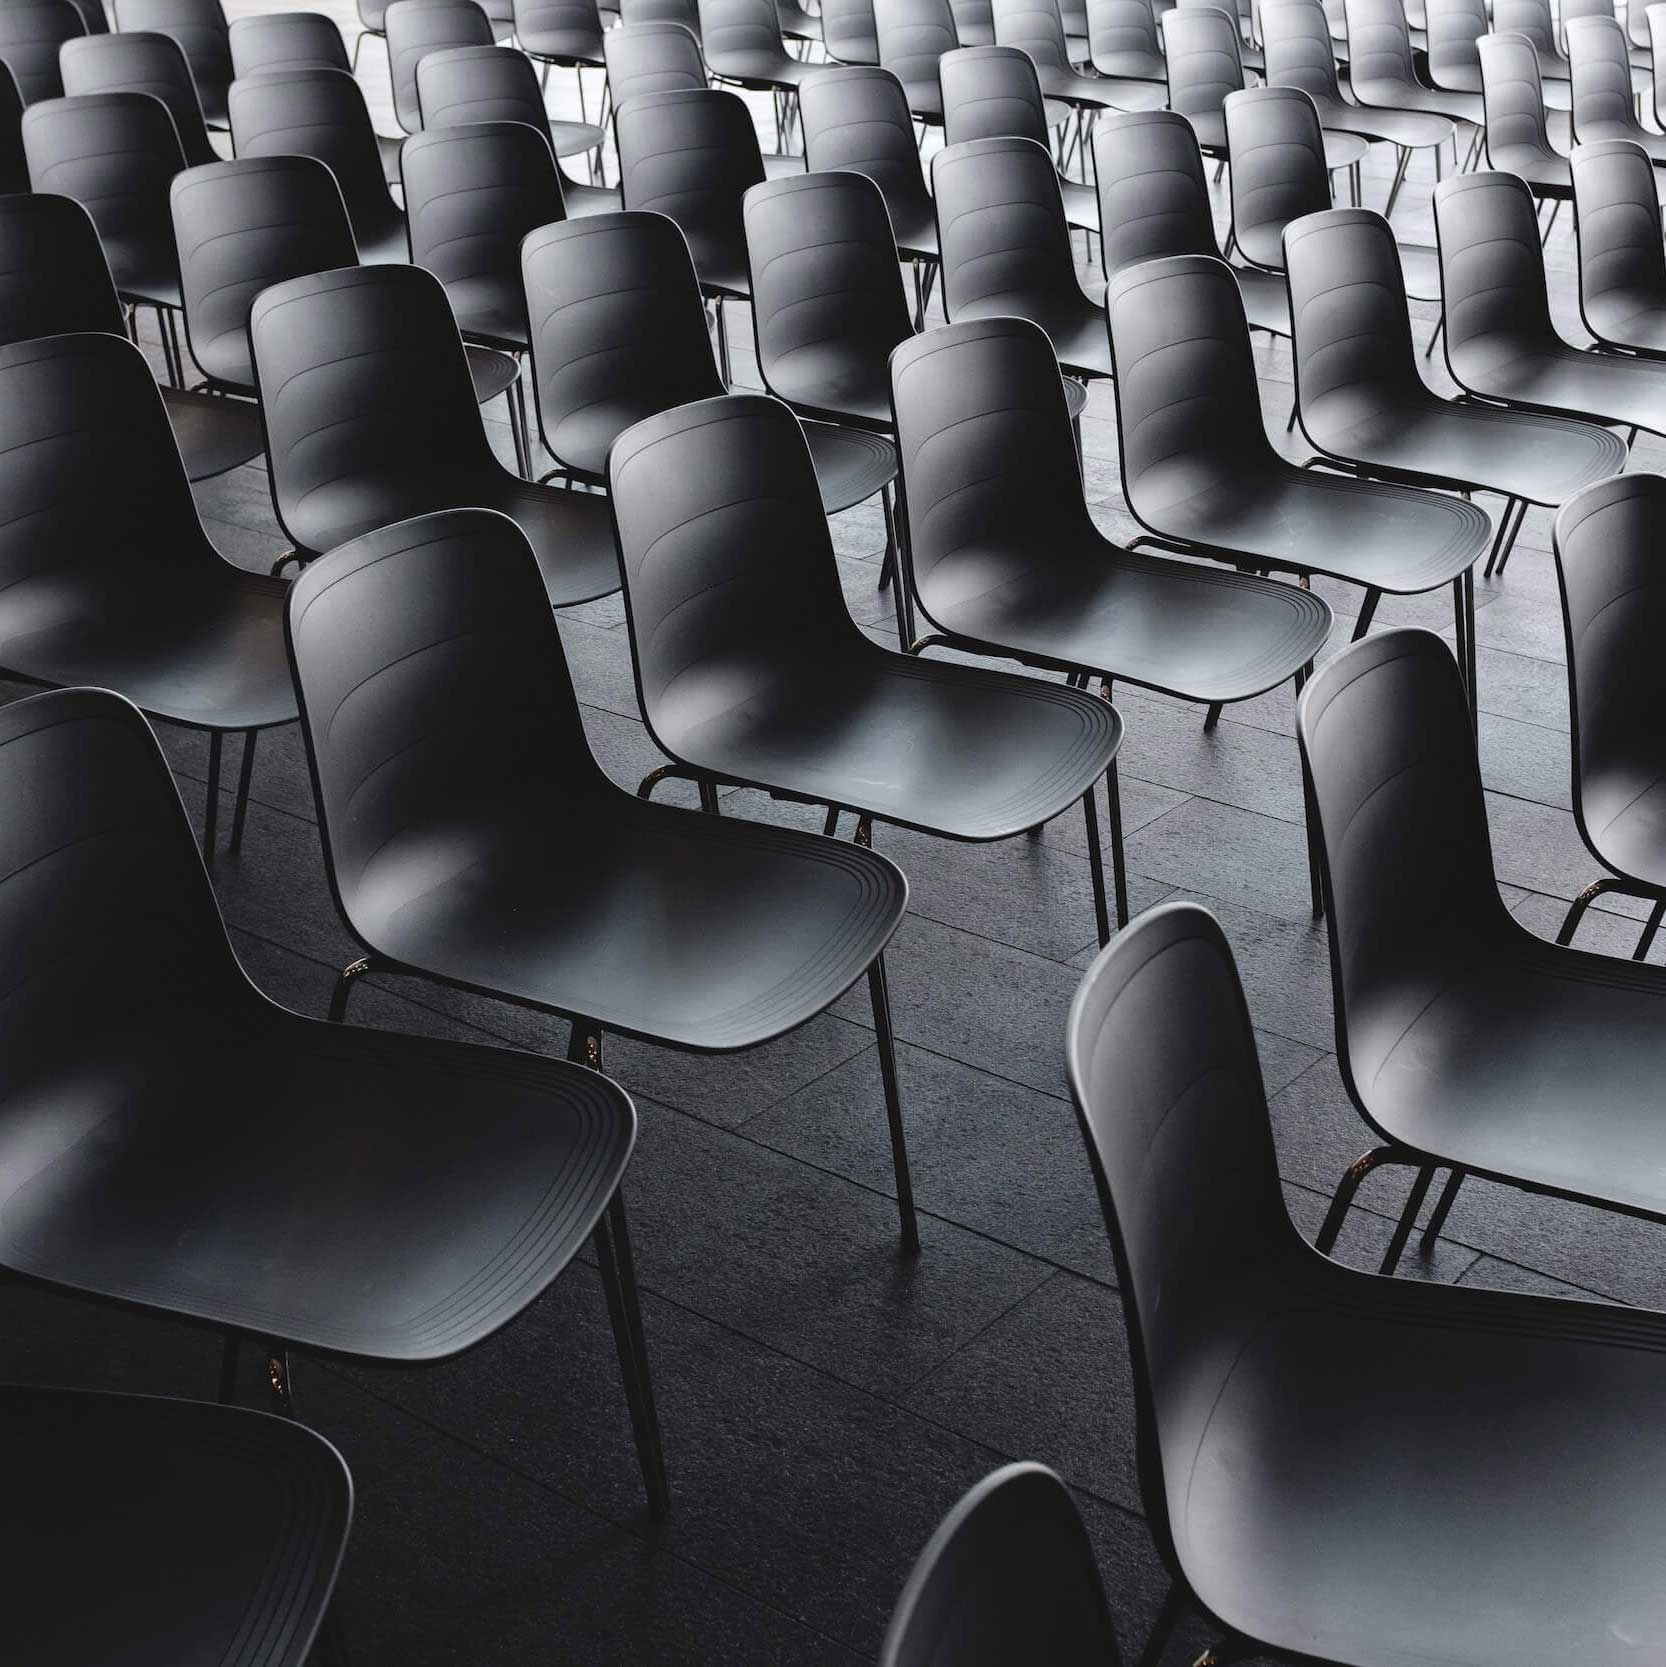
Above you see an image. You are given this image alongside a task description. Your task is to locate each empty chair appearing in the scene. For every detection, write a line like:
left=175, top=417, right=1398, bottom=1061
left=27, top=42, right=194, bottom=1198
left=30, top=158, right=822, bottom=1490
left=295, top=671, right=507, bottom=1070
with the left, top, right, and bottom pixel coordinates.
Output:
left=112, top=0, right=232, bottom=124
left=873, top=0, right=958, bottom=123
left=13, top=1384, right=350, bottom=1667
left=384, top=0, right=495, bottom=132
left=415, top=42, right=621, bottom=210
left=1160, top=3, right=1243, bottom=154
left=0, top=0, right=85, bottom=103
left=1571, top=137, right=1666, bottom=354
left=1561, top=0, right=1641, bottom=58
left=1068, top=895, right=1666, bottom=1667
left=823, top=0, right=881, bottom=59
left=992, top=0, right=1163, bottom=108
left=1106, top=254, right=1491, bottom=719
left=1425, top=0, right=1491, bottom=98
left=880, top=1464, right=1122, bottom=1667
left=1085, top=0, right=1166, bottom=81
left=228, top=66, right=407, bottom=262
left=610, top=393, right=1129, bottom=939
left=1438, top=169, right=1666, bottom=443
left=1095, top=108, right=1291, bottom=335
left=1568, top=12, right=1666, bottom=156
left=0, top=332, right=294, bottom=851
left=1287, top=207, right=1624, bottom=591
left=949, top=0, right=995, bottom=42
left=604, top=18, right=706, bottom=106
left=1554, top=474, right=1666, bottom=956
left=229, top=9, right=350, bottom=74
left=513, top=0, right=607, bottom=82
left=1479, top=30, right=1574, bottom=204
left=289, top=506, right=919, bottom=1249
left=59, top=28, right=215, bottom=163
left=1345, top=0, right=1483, bottom=123
left=934, top=135, right=1109, bottom=376
left=700, top=0, right=815, bottom=105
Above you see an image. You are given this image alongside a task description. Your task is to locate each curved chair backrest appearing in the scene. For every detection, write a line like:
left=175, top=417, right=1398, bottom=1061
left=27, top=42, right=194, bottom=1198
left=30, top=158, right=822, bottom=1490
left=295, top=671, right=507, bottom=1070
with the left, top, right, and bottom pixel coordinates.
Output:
left=1223, top=85, right=1329, bottom=269
left=873, top=0, right=960, bottom=100
left=619, top=0, right=703, bottom=33
left=890, top=315, right=1089, bottom=604
left=940, top=43, right=1050, bottom=146
left=172, top=153, right=357, bottom=391
left=1093, top=109, right=1218, bottom=281
left=603, top=20, right=706, bottom=108
left=950, top=0, right=996, bottom=43
left=1161, top=3, right=1243, bottom=118
left=414, top=41, right=551, bottom=133
left=607, top=395, right=858, bottom=720
left=1436, top=169, right=1553, bottom=375
left=879, top=1463, right=1122, bottom=1667
left=1341, top=0, right=1417, bottom=83
left=401, top=120, right=562, bottom=323
left=59, top=29, right=214, bottom=162
left=1571, top=137, right=1666, bottom=340
left=991, top=0, right=1075, bottom=70
left=250, top=264, right=493, bottom=545
left=1425, top=0, right=1487, bottom=87
left=1106, top=253, right=1275, bottom=521
left=228, top=10, right=350, bottom=75
left=228, top=67, right=401, bottom=256
left=0, top=190, right=124, bottom=342
left=614, top=87, right=761, bottom=259
left=513, top=0, right=606, bottom=60
left=385, top=0, right=496, bottom=132
left=1653, top=5, right=1666, bottom=126
left=745, top=169, right=914, bottom=401
left=931, top=134, right=1077, bottom=318
left=1561, top=0, right=1617, bottom=51
left=0, top=62, right=26, bottom=191
left=1494, top=0, right=1564, bottom=63
left=286, top=510, right=607, bottom=925
left=1553, top=474, right=1666, bottom=857
left=699, top=0, right=792, bottom=61
left=520, top=209, right=723, bottom=478
left=0, top=0, right=85, bottom=105
left=801, top=65, right=932, bottom=220
left=111, top=0, right=231, bottom=120
left=1478, top=31, right=1554, bottom=156
left=1086, top=0, right=1164, bottom=74
left=822, top=0, right=880, bottom=60
left=1567, top=12, right=1639, bottom=139
left=1261, top=0, right=1345, bottom=99
left=21, top=91, right=183, bottom=296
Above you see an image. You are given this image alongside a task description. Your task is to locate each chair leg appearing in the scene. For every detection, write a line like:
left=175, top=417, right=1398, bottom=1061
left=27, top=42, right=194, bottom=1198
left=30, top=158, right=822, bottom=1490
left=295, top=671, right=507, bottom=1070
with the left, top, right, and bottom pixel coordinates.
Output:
left=1296, top=665, right=1325, bottom=919
left=1315, top=1145, right=1411, bottom=1255
left=867, top=953, right=921, bottom=1254
left=637, top=763, right=701, bottom=800
left=822, top=806, right=841, bottom=836
left=328, top=955, right=375, bottom=1022
left=202, top=730, right=222, bottom=858
left=881, top=482, right=914, bottom=645
left=507, top=373, right=530, bottom=479
left=1138, top=1581, right=1187, bottom=1667
left=1351, top=587, right=1381, bottom=641
left=1423, top=313, right=1445, bottom=360
left=1378, top=1162, right=1435, bottom=1275
left=1453, top=568, right=1477, bottom=732
left=698, top=778, right=721, bottom=813
left=1105, top=757, right=1129, bottom=928
left=230, top=729, right=257, bottom=853
left=1420, top=1166, right=1466, bottom=1253
left=1383, top=144, right=1413, bottom=218
left=1482, top=495, right=1518, bottom=578
left=1636, top=896, right=1666, bottom=960
left=1491, top=497, right=1530, bottom=578
left=1556, top=877, right=1621, bottom=945
left=1082, top=782, right=1112, bottom=948
left=1203, top=701, right=1223, bottom=729
left=714, top=296, right=730, bottom=383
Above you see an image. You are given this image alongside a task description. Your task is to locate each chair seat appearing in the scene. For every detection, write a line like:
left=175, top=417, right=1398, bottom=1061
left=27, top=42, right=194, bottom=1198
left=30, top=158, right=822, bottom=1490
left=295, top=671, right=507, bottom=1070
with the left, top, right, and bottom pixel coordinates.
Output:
left=1233, top=264, right=1291, bottom=336
left=0, top=564, right=296, bottom=731
left=653, top=644, right=1122, bottom=840
left=958, top=293, right=1111, bottom=377
left=1138, top=460, right=1489, bottom=592
left=1585, top=290, right=1666, bottom=354
left=1398, top=238, right=1440, bottom=302
left=1038, top=63, right=1163, bottom=109
left=561, top=175, right=623, bottom=215
left=10, top=1386, right=350, bottom=1667
left=899, top=79, right=944, bottom=121
left=1351, top=75, right=1482, bottom=124
left=778, top=0, right=823, bottom=38
left=551, top=119, right=607, bottom=156
left=764, top=150, right=806, bottom=176
left=1309, top=92, right=1453, bottom=150
left=356, top=799, right=906, bottom=1050
left=686, top=231, right=753, bottom=299
left=465, top=341, right=522, bottom=401
left=1577, top=120, right=1666, bottom=164
left=1453, top=334, right=1666, bottom=436
left=1302, top=391, right=1627, bottom=504
left=161, top=386, right=265, bottom=482
left=803, top=421, right=898, bottom=512
left=447, top=275, right=529, bottom=351
left=1060, top=174, right=1098, bottom=231
left=1174, top=1250, right=1666, bottom=1667
left=1486, top=142, right=1572, bottom=196
left=352, top=215, right=413, bottom=265
left=708, top=47, right=819, bottom=88
left=0, top=1012, right=634, bottom=1359
left=1089, top=46, right=1165, bottom=79
left=1583, top=761, right=1666, bottom=893
left=918, top=538, right=1333, bottom=703
left=886, top=194, right=939, bottom=261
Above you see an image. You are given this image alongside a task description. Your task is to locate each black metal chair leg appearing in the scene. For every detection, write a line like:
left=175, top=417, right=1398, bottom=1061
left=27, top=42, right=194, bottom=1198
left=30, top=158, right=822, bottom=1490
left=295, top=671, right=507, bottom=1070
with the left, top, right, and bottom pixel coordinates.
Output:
left=823, top=806, right=841, bottom=836
left=202, top=730, right=222, bottom=858
left=1203, top=701, right=1223, bottom=729
left=1137, top=1581, right=1187, bottom=1667
left=328, top=955, right=375, bottom=1022
left=1636, top=898, right=1666, bottom=960
left=1105, top=758, right=1129, bottom=927
left=1492, top=496, right=1530, bottom=578
left=1378, top=1162, right=1436, bottom=1275
left=1082, top=782, right=1111, bottom=947
left=1315, top=1145, right=1408, bottom=1254
left=1556, top=877, right=1618, bottom=944
left=1423, top=313, right=1445, bottom=359
left=1351, top=587, right=1381, bottom=640
left=229, top=729, right=257, bottom=853
left=1420, top=1166, right=1466, bottom=1252
left=867, top=953, right=920, bottom=1254
left=1482, top=495, right=1517, bottom=578
left=881, top=483, right=914, bottom=644
left=697, top=779, right=721, bottom=813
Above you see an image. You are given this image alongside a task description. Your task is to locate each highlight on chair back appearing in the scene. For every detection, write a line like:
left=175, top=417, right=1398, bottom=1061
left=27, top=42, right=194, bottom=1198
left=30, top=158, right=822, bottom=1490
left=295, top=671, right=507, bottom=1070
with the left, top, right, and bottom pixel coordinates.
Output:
left=228, top=9, right=351, bottom=76
left=602, top=17, right=707, bottom=112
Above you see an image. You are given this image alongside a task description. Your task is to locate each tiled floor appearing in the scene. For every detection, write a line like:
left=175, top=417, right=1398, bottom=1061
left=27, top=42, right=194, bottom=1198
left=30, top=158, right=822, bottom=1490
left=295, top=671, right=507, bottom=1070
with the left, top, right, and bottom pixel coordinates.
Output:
left=7, top=12, right=1663, bottom=1662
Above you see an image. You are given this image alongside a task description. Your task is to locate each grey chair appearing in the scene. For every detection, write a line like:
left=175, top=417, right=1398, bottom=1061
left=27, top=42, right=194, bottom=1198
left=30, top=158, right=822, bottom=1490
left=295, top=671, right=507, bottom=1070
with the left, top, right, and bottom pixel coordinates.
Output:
left=872, top=0, right=958, bottom=123
left=822, top=0, right=881, bottom=59
left=1571, top=137, right=1666, bottom=355
left=1568, top=10, right=1666, bottom=155
left=1479, top=29, right=1574, bottom=214
left=383, top=0, right=495, bottom=133
left=992, top=0, right=1163, bottom=107
left=59, top=27, right=217, bottom=162
left=1345, top=0, right=1483, bottom=123
left=0, top=0, right=85, bottom=104
left=1084, top=0, right=1166, bottom=79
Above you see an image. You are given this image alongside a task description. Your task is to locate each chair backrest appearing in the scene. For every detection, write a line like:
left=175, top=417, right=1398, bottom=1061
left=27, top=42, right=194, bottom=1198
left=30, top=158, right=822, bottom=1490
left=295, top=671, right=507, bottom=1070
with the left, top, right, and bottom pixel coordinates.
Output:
left=1093, top=109, right=1219, bottom=282
left=1340, top=0, right=1416, bottom=84
left=1553, top=474, right=1666, bottom=858
left=873, top=0, right=960, bottom=97
left=1567, top=12, right=1639, bottom=138
left=111, top=0, right=230, bottom=120
left=385, top=0, right=495, bottom=132
left=1561, top=0, right=1616, bottom=51
left=286, top=510, right=608, bottom=932
left=1435, top=169, right=1554, bottom=376
left=1494, top=0, right=1564, bottom=63
left=1260, top=0, right=1344, bottom=99
left=0, top=62, right=26, bottom=190
left=745, top=170, right=914, bottom=402
left=931, top=135, right=1078, bottom=318
left=402, top=120, right=561, bottom=328
left=1223, top=85, right=1329, bottom=269
left=879, top=1463, right=1122, bottom=1667
left=940, top=43, right=1050, bottom=146
left=1424, top=0, right=1487, bottom=87
left=414, top=41, right=552, bottom=136
left=1105, top=253, right=1276, bottom=523
left=607, top=394, right=859, bottom=724
left=0, top=190, right=124, bottom=343
left=512, top=0, right=605, bottom=58
left=1161, top=3, right=1243, bottom=118
left=1085, top=0, right=1163, bottom=74
left=950, top=0, right=996, bottom=43
left=603, top=20, right=705, bottom=109
left=21, top=91, right=183, bottom=296
left=59, top=28, right=214, bottom=162
left=228, top=10, right=350, bottom=76
left=699, top=0, right=791, bottom=61
left=1571, top=137, right=1666, bottom=336
left=800, top=65, right=932, bottom=219
left=0, top=0, right=85, bottom=104
left=822, top=0, right=880, bottom=61
left=1297, top=630, right=1509, bottom=1089
left=228, top=67, right=402, bottom=255
left=249, top=264, right=494, bottom=550
left=619, top=0, right=702, bottom=35
left=520, top=209, right=724, bottom=477
left=1653, top=4, right=1666, bottom=124
left=172, top=153, right=357, bottom=391
left=1478, top=30, right=1554, bottom=156
left=991, top=0, right=1074, bottom=69
left=889, top=315, right=1089, bottom=607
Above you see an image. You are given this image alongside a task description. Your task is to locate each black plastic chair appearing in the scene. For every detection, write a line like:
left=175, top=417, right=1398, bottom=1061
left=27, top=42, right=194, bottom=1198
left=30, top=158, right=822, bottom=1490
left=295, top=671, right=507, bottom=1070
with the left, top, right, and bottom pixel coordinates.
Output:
left=700, top=0, right=815, bottom=108
left=823, top=0, right=881, bottom=60
left=0, top=333, right=293, bottom=853
left=933, top=134, right=1110, bottom=376
left=879, top=1463, right=1121, bottom=1667
left=1085, top=0, right=1166, bottom=81
left=1287, top=205, right=1625, bottom=585
left=65, top=0, right=107, bottom=33
left=0, top=0, right=85, bottom=103
left=992, top=0, right=1162, bottom=107
left=385, top=0, right=495, bottom=133
left=0, top=679, right=667, bottom=1519
left=289, top=505, right=919, bottom=1252
left=112, top=0, right=231, bottom=128
left=12, top=1384, right=351, bottom=1667
left=1478, top=30, right=1574, bottom=208
left=1344, top=0, right=1482, bottom=123
left=1160, top=1, right=1242, bottom=154
left=873, top=0, right=958, bottom=123
left=1572, top=136, right=1666, bottom=355
left=58, top=26, right=215, bottom=164
left=514, top=0, right=608, bottom=100
left=1424, top=0, right=1492, bottom=103
left=1106, top=253, right=1491, bottom=729
left=604, top=18, right=705, bottom=108
left=1224, top=85, right=1332, bottom=269
left=1438, top=168, right=1666, bottom=441
left=228, top=66, right=408, bottom=263
left=609, top=392, right=1129, bottom=938
left=1568, top=12, right=1666, bottom=155
left=229, top=9, right=350, bottom=75
left=890, top=313, right=1331, bottom=760
left=1069, top=893, right=1666, bottom=1667
left=1094, top=107, right=1291, bottom=335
